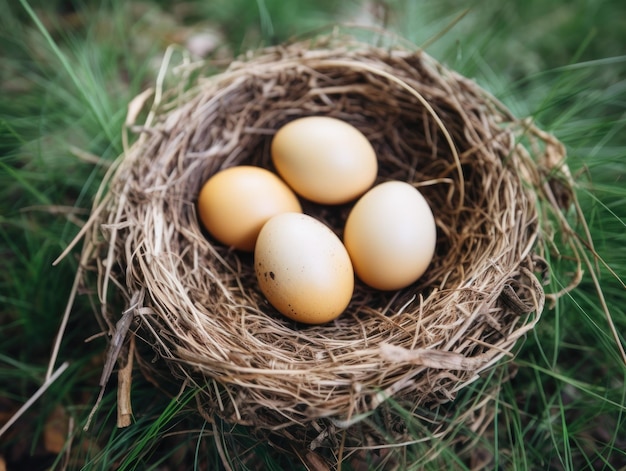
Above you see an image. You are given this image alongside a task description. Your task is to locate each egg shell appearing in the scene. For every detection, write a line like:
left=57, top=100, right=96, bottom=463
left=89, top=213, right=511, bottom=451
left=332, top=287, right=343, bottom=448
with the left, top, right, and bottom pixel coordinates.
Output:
left=343, top=181, right=437, bottom=291
left=197, top=166, right=302, bottom=251
left=255, top=213, right=354, bottom=324
left=271, top=116, right=378, bottom=205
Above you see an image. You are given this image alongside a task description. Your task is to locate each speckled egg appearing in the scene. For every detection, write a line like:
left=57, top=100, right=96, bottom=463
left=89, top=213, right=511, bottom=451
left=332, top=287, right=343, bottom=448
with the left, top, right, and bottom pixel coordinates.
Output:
left=255, top=213, right=354, bottom=324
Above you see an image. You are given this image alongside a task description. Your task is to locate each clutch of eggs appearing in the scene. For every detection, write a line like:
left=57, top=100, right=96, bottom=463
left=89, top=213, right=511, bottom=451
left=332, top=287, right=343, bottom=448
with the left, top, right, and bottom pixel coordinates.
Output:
left=197, top=116, right=437, bottom=324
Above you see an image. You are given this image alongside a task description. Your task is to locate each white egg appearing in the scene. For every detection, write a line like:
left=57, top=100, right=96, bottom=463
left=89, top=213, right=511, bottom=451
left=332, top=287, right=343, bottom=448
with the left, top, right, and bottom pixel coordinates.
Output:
left=271, top=116, right=378, bottom=204
left=343, top=181, right=437, bottom=291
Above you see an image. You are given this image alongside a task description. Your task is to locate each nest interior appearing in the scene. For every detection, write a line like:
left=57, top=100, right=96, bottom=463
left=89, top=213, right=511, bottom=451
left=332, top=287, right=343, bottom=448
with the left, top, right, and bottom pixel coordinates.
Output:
left=84, top=36, right=558, bottom=448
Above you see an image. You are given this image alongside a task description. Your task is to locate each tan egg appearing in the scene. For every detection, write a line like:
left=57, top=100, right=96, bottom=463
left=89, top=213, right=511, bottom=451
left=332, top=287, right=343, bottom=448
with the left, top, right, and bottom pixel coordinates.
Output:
left=343, top=181, right=437, bottom=291
left=197, top=166, right=302, bottom=251
left=255, top=213, right=354, bottom=324
left=271, top=116, right=378, bottom=204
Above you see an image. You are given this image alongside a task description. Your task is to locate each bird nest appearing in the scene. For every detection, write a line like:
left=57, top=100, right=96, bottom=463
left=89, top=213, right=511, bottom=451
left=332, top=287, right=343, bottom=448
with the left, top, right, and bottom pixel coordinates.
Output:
left=75, top=33, right=573, bottom=460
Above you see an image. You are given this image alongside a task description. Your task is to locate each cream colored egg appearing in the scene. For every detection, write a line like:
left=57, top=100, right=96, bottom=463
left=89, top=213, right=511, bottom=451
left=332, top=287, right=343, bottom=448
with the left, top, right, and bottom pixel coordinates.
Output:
left=255, top=213, right=354, bottom=324
left=343, top=181, right=437, bottom=291
left=197, top=166, right=302, bottom=251
left=271, top=116, right=378, bottom=205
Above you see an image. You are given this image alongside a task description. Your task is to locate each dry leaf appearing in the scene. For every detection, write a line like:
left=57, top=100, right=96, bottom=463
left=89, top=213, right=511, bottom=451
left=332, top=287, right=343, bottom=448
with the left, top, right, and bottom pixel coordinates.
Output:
left=44, top=405, right=68, bottom=454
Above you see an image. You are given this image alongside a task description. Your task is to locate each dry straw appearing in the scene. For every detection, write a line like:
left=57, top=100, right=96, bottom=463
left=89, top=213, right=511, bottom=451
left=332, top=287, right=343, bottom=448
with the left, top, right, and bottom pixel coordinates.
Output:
left=71, top=32, right=579, bottom=459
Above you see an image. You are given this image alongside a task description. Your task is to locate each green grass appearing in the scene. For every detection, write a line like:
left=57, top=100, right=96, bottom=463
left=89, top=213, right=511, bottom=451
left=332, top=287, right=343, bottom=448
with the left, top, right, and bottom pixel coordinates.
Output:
left=1, top=0, right=625, bottom=469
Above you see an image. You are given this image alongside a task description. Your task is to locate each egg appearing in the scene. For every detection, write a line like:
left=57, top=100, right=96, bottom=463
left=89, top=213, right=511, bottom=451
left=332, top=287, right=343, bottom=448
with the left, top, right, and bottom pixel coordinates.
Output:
left=343, top=181, right=437, bottom=291
left=255, top=213, right=354, bottom=324
left=271, top=116, right=378, bottom=205
left=197, top=166, right=302, bottom=251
